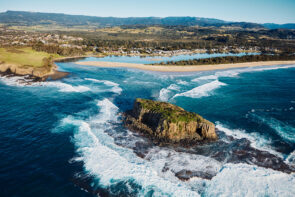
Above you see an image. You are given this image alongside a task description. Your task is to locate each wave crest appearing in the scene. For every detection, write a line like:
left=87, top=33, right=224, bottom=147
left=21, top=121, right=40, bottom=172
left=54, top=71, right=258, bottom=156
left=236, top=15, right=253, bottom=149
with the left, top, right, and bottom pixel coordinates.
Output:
left=173, top=80, right=226, bottom=99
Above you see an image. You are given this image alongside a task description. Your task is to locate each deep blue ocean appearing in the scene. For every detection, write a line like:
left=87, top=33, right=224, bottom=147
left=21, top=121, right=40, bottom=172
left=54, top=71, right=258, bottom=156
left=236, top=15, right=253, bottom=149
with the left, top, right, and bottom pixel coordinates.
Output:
left=0, top=55, right=295, bottom=196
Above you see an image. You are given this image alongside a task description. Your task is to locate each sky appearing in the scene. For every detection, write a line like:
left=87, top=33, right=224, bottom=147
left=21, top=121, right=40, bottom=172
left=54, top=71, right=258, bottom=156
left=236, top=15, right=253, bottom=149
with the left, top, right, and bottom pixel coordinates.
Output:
left=0, top=0, right=295, bottom=24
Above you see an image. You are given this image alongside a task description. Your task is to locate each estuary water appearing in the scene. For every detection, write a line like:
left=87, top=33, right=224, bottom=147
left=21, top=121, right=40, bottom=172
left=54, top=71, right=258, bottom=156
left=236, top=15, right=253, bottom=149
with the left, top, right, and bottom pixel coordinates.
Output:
left=0, top=55, right=295, bottom=196
left=78, top=52, right=258, bottom=64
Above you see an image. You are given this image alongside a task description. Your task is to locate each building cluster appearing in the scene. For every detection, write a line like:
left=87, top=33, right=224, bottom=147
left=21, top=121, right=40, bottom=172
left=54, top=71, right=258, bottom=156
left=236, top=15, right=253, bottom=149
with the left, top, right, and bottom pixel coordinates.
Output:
left=0, top=27, right=84, bottom=49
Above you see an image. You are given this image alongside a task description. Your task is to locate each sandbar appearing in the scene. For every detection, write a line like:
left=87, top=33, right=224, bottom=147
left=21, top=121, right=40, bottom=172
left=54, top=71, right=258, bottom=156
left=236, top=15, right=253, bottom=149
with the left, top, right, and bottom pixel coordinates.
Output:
left=75, top=60, right=295, bottom=72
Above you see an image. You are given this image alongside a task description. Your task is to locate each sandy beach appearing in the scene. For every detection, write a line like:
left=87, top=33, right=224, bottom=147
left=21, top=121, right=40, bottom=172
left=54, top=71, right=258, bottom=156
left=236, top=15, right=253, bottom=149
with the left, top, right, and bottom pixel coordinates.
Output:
left=76, top=60, right=295, bottom=72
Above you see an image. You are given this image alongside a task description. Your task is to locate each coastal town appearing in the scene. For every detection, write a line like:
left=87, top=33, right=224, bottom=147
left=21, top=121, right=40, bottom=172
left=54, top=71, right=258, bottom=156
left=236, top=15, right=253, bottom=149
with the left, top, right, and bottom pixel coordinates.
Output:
left=0, top=26, right=262, bottom=57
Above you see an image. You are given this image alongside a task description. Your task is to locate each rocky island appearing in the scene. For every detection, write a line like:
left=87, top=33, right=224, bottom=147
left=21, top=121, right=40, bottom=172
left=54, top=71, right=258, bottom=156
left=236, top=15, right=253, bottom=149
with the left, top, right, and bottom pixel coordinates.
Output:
left=123, top=98, right=217, bottom=145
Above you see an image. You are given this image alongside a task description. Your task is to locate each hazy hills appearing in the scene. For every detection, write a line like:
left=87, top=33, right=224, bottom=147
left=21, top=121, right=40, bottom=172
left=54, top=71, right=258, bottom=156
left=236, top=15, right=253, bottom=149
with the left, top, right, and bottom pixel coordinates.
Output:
left=0, top=11, right=294, bottom=29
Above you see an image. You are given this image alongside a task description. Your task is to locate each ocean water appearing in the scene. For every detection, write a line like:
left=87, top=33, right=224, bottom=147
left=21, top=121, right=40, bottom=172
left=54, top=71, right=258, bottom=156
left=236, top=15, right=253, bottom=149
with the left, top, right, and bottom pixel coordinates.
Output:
left=0, top=58, right=295, bottom=196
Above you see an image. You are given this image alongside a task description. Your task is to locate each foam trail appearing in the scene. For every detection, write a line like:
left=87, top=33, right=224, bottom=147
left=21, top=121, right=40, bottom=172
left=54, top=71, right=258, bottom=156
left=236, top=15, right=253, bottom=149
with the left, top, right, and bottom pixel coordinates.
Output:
left=177, top=80, right=189, bottom=85
left=286, top=151, right=295, bottom=168
left=204, top=163, right=295, bottom=197
left=216, top=123, right=283, bottom=158
left=0, top=76, right=91, bottom=93
left=215, top=64, right=295, bottom=79
left=191, top=75, right=218, bottom=82
left=250, top=114, right=295, bottom=144
left=190, top=65, right=295, bottom=85
left=85, top=78, right=119, bottom=86
left=173, top=80, right=226, bottom=99
left=41, top=81, right=90, bottom=92
left=159, top=84, right=180, bottom=101
left=85, top=78, right=122, bottom=94
left=62, top=99, right=200, bottom=196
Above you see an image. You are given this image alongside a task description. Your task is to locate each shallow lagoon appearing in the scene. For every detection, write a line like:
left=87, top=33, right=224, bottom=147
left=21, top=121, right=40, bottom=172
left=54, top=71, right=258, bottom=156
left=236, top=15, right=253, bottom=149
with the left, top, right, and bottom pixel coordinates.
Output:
left=79, top=52, right=259, bottom=64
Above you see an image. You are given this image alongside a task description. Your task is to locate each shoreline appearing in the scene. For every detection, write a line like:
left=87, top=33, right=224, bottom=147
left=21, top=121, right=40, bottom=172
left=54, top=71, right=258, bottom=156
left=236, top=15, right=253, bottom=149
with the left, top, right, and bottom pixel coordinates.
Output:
left=0, top=62, right=69, bottom=82
left=75, top=60, right=295, bottom=72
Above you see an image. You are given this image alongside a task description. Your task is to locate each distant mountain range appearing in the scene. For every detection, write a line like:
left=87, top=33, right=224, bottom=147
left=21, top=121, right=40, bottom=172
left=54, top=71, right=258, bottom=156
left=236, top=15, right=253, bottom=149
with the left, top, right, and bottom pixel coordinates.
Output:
left=0, top=11, right=294, bottom=29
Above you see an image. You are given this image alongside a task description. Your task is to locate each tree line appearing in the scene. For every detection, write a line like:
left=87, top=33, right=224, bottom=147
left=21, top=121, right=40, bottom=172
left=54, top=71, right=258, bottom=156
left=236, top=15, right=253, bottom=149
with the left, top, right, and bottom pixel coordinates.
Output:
left=156, top=53, right=295, bottom=66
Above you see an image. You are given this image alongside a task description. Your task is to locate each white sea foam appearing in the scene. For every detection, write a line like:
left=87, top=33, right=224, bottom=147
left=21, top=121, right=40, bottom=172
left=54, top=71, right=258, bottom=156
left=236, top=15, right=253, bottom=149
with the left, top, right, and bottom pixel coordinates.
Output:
left=205, top=163, right=295, bottom=197
left=286, top=151, right=295, bottom=168
left=191, top=75, right=218, bottom=82
left=85, top=78, right=122, bottom=94
left=159, top=88, right=171, bottom=102
left=159, top=84, right=180, bottom=101
left=216, top=64, right=295, bottom=77
left=216, top=123, right=283, bottom=158
left=56, top=98, right=295, bottom=196
left=145, top=147, right=222, bottom=179
left=176, top=79, right=189, bottom=85
left=167, top=84, right=180, bottom=91
left=244, top=64, right=295, bottom=72
left=264, top=117, right=295, bottom=144
left=85, top=78, right=119, bottom=86
left=190, top=64, right=295, bottom=85
left=40, top=81, right=91, bottom=92
left=250, top=114, right=295, bottom=144
left=0, top=75, right=34, bottom=86
left=0, top=76, right=91, bottom=93
left=62, top=99, right=200, bottom=196
left=173, top=80, right=226, bottom=99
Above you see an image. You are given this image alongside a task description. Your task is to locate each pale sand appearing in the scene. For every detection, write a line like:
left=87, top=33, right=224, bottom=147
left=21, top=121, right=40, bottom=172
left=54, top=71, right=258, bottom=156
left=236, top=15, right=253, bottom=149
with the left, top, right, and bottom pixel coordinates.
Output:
left=75, top=60, right=295, bottom=72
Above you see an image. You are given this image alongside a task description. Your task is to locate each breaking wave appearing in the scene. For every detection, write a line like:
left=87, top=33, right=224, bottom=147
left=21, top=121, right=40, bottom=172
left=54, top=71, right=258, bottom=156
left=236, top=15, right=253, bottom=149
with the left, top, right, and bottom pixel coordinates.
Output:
left=176, top=79, right=189, bottom=85
left=0, top=75, right=35, bottom=86
left=286, top=151, right=295, bottom=168
left=159, top=84, right=180, bottom=101
left=53, top=97, right=295, bottom=196
left=85, top=78, right=122, bottom=94
left=40, top=81, right=91, bottom=92
left=249, top=113, right=295, bottom=144
left=173, top=80, right=226, bottom=99
left=60, top=99, right=201, bottom=196
left=0, top=76, right=91, bottom=93
left=85, top=78, right=119, bottom=86
left=191, top=64, right=295, bottom=84
left=191, top=75, right=218, bottom=82
left=216, top=123, right=283, bottom=158
left=205, top=163, right=295, bottom=197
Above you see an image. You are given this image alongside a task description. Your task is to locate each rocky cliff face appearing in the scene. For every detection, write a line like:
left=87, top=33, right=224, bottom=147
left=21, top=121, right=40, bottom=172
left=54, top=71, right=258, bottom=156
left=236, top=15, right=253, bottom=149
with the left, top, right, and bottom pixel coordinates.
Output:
left=0, top=62, right=68, bottom=81
left=123, top=98, right=217, bottom=144
left=0, top=63, right=53, bottom=79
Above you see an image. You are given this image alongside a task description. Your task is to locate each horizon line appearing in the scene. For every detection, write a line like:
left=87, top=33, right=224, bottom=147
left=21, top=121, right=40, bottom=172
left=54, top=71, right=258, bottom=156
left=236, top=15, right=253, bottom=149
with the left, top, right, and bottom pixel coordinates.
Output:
left=1, top=10, right=294, bottom=25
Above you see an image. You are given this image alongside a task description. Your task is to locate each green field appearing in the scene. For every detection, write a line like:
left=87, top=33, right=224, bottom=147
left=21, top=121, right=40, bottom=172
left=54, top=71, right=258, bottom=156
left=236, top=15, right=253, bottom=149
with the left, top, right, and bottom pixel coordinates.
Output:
left=0, top=47, right=62, bottom=67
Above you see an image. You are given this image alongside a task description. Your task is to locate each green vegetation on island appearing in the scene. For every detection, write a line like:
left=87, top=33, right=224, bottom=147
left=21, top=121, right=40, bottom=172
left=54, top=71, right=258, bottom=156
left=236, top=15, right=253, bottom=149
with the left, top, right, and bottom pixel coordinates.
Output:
left=124, top=98, right=217, bottom=144
left=137, top=98, right=202, bottom=123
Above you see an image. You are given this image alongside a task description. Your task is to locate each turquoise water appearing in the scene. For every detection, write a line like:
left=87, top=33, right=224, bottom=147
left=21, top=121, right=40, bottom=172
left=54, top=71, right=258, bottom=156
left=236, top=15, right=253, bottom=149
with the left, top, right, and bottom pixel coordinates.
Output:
left=79, top=52, right=259, bottom=64
left=0, top=57, right=295, bottom=196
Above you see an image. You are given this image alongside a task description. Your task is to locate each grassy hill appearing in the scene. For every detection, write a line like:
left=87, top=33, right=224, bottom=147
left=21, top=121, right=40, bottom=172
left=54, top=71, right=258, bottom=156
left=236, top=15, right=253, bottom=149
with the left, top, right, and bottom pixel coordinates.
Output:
left=0, top=47, right=61, bottom=67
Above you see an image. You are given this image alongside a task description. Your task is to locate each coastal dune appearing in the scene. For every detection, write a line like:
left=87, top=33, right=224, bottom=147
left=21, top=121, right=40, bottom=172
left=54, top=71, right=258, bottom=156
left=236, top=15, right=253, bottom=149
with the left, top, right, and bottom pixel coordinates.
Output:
left=76, top=60, right=295, bottom=72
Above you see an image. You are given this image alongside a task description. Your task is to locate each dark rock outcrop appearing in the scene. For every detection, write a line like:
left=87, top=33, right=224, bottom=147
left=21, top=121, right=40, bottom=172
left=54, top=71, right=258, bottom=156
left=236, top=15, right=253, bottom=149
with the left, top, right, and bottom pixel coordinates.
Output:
left=123, top=98, right=217, bottom=144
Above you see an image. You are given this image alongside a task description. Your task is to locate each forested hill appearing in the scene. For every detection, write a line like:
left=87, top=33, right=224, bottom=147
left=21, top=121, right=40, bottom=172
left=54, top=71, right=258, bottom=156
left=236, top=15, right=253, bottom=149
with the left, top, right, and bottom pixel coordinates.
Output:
left=0, top=11, right=294, bottom=29
left=0, top=11, right=263, bottom=28
left=263, top=23, right=295, bottom=30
